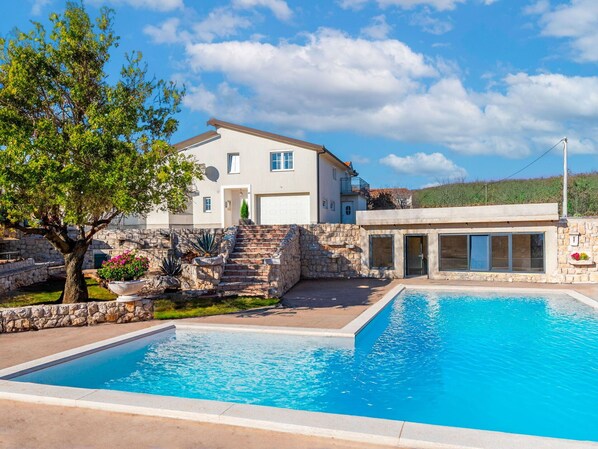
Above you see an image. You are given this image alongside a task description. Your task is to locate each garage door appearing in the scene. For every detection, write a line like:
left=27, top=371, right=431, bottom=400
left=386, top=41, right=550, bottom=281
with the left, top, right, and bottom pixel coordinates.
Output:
left=258, top=194, right=310, bottom=225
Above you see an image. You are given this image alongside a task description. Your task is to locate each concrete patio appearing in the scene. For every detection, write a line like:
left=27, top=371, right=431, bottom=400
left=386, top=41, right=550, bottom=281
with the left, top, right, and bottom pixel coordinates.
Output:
left=0, top=278, right=596, bottom=449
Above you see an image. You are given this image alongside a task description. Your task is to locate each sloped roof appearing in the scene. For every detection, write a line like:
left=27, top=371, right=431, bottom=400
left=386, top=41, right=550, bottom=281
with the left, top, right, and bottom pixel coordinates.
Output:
left=173, top=130, right=219, bottom=150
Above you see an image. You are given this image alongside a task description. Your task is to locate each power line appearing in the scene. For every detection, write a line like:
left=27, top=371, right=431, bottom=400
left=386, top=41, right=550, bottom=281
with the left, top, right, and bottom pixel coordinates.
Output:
left=475, top=138, right=565, bottom=200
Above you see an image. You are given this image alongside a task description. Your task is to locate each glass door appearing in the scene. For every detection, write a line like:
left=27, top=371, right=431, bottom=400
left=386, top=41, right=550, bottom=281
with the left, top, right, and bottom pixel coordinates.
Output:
left=405, top=236, right=427, bottom=276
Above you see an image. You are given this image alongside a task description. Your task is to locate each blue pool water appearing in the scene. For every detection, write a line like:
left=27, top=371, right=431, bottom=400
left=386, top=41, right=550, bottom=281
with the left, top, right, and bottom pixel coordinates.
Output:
left=13, top=291, right=598, bottom=441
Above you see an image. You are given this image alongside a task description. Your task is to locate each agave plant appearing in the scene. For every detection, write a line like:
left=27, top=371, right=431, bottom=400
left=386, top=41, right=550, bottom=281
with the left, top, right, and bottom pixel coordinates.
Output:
left=190, top=231, right=218, bottom=257
left=160, top=254, right=182, bottom=276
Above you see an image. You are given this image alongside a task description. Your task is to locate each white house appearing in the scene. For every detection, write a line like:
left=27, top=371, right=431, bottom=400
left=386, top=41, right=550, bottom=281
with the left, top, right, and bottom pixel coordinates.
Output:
left=138, top=119, right=369, bottom=228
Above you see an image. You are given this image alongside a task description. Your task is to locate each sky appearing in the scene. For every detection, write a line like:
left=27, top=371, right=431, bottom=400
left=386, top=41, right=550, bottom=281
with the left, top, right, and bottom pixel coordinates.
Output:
left=2, top=0, right=598, bottom=189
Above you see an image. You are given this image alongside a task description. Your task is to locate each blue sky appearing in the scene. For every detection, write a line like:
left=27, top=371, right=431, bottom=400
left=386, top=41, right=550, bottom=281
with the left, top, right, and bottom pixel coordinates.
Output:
left=3, top=0, right=598, bottom=188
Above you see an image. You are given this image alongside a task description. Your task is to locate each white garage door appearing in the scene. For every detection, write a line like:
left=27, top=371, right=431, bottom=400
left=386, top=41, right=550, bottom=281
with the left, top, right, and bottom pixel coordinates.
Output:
left=259, top=194, right=310, bottom=225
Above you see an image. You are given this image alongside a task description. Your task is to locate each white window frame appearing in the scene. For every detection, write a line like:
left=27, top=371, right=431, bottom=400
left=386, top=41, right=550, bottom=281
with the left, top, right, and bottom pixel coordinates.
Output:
left=227, top=153, right=240, bottom=174
left=270, top=151, right=294, bottom=171
left=333, top=168, right=337, bottom=180
left=203, top=197, right=212, bottom=213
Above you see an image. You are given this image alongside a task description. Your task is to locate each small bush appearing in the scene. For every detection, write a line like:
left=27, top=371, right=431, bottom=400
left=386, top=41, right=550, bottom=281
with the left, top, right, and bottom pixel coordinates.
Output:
left=240, top=199, right=249, bottom=220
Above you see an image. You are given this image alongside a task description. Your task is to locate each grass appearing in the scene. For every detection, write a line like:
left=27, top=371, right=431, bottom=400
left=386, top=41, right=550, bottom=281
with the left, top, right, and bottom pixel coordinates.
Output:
left=0, top=278, right=117, bottom=308
left=412, top=172, right=598, bottom=216
left=153, top=296, right=280, bottom=320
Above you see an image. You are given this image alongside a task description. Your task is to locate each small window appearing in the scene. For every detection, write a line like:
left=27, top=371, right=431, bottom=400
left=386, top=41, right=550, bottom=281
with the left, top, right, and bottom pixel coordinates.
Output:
left=330, top=201, right=336, bottom=211
left=271, top=151, right=294, bottom=171
left=227, top=153, right=240, bottom=174
left=203, top=197, right=212, bottom=213
left=370, top=235, right=394, bottom=269
left=322, top=199, right=328, bottom=209
left=333, top=168, right=337, bottom=180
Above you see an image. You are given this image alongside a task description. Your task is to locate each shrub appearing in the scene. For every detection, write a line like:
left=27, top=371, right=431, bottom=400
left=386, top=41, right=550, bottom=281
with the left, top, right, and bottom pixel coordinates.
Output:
left=190, top=231, right=218, bottom=257
left=240, top=199, right=249, bottom=220
left=97, top=251, right=150, bottom=282
left=160, top=254, right=182, bottom=276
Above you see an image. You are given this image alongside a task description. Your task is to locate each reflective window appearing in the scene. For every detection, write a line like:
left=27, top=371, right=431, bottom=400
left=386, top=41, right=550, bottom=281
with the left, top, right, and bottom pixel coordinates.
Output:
left=370, top=235, right=394, bottom=269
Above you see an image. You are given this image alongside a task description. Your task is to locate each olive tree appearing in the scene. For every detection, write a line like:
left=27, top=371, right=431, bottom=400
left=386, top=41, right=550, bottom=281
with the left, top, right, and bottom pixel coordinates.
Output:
left=0, top=3, right=202, bottom=303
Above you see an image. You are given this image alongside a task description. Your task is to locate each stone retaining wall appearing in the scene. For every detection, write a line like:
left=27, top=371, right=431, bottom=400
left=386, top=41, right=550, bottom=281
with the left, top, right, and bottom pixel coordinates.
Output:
left=268, top=225, right=301, bottom=297
left=556, top=218, right=598, bottom=283
left=0, top=299, right=153, bottom=333
left=0, top=259, right=50, bottom=294
left=299, top=224, right=362, bottom=279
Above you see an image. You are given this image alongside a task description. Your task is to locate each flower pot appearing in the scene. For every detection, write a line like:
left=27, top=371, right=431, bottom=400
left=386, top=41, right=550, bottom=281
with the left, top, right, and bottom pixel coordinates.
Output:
left=107, top=279, right=147, bottom=302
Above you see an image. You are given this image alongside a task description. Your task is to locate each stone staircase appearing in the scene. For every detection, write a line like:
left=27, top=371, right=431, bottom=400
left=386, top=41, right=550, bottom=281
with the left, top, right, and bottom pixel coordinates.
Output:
left=218, top=225, right=291, bottom=297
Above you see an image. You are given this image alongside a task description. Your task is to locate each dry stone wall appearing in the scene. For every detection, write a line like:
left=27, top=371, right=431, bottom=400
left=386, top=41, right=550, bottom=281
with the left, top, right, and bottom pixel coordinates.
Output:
left=0, top=299, right=153, bottom=333
left=299, top=224, right=362, bottom=279
left=267, top=225, right=301, bottom=297
left=0, top=259, right=50, bottom=294
left=556, top=218, right=598, bottom=283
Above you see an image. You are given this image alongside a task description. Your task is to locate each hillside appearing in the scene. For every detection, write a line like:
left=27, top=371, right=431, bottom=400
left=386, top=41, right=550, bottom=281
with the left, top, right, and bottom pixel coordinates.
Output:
left=412, top=172, right=598, bottom=217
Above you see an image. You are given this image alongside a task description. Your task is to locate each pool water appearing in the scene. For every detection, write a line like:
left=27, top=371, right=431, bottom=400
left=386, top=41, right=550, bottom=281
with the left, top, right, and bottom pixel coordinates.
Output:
left=14, top=291, right=598, bottom=441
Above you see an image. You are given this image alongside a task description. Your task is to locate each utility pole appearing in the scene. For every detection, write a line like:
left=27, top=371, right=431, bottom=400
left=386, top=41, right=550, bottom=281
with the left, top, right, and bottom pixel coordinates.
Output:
left=562, top=137, right=568, bottom=219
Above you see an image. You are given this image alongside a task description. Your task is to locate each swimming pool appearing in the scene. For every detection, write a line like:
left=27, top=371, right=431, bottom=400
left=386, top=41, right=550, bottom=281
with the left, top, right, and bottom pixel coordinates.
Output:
left=4, top=288, right=598, bottom=444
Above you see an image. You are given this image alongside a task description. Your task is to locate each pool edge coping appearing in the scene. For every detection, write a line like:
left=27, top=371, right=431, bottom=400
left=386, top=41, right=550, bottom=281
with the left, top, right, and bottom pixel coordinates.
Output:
left=0, top=283, right=597, bottom=449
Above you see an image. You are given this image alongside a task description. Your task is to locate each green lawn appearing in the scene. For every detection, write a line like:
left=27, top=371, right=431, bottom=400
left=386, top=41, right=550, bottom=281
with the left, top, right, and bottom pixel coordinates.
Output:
left=153, top=296, right=280, bottom=320
left=0, top=278, right=117, bottom=308
left=1, top=279, right=279, bottom=320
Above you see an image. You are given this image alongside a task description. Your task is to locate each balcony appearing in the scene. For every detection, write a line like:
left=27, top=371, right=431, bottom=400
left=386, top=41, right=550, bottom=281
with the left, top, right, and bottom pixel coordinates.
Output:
left=341, top=177, right=370, bottom=195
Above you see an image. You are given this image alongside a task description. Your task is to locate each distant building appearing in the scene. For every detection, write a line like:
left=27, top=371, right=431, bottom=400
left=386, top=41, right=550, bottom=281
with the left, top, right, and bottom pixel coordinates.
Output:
left=368, top=188, right=412, bottom=210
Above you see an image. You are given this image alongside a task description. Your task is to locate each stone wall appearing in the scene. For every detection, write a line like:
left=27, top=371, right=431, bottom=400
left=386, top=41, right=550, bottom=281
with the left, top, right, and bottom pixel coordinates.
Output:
left=3, top=228, right=226, bottom=270
left=0, top=299, right=153, bottom=333
left=268, top=225, right=301, bottom=297
left=179, top=227, right=237, bottom=291
left=299, top=224, right=362, bottom=279
left=556, top=218, right=598, bottom=283
left=0, top=259, right=50, bottom=294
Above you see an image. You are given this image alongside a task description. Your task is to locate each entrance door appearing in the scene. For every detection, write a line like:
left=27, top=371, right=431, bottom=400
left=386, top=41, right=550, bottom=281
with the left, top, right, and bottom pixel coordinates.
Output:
left=405, top=235, right=428, bottom=277
left=341, top=201, right=355, bottom=224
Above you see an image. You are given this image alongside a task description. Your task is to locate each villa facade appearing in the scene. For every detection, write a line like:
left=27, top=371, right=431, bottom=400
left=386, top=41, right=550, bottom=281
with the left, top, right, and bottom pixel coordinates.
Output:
left=130, top=119, right=369, bottom=229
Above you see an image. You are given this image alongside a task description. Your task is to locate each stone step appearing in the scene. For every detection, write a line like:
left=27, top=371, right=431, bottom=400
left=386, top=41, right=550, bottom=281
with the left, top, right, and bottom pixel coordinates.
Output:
left=219, top=281, right=268, bottom=290
left=234, top=242, right=279, bottom=248
left=221, top=275, right=268, bottom=283
left=235, top=235, right=287, bottom=241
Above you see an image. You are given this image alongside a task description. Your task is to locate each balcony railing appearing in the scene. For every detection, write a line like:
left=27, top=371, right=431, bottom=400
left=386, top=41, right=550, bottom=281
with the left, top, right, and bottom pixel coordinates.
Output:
left=341, top=177, right=370, bottom=195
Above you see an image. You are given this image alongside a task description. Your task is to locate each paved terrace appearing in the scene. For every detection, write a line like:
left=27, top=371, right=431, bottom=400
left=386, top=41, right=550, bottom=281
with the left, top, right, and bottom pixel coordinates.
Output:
left=0, top=279, right=597, bottom=449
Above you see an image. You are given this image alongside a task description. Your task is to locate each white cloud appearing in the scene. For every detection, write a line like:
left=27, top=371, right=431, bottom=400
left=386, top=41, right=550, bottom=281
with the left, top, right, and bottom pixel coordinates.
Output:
left=180, top=28, right=598, bottom=158
left=530, top=0, right=598, bottom=62
left=232, top=0, right=293, bottom=21
left=361, top=15, right=392, bottom=39
left=193, top=8, right=253, bottom=42
left=340, top=0, right=464, bottom=11
left=31, top=0, right=52, bottom=15
left=410, top=8, right=453, bottom=34
left=88, top=0, right=184, bottom=11
left=144, top=18, right=182, bottom=44
left=380, top=152, right=467, bottom=179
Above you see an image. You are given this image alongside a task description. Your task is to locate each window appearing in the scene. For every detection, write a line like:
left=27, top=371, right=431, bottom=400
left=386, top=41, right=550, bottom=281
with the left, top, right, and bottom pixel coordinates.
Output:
left=469, top=235, right=490, bottom=271
left=439, top=235, right=468, bottom=271
left=439, top=233, right=545, bottom=273
left=271, top=151, right=294, bottom=171
left=227, top=153, right=240, bottom=174
left=370, top=235, right=394, bottom=269
left=322, top=199, right=328, bottom=209
left=333, top=168, right=337, bottom=180
left=330, top=201, right=336, bottom=211
left=203, top=197, right=212, bottom=213
left=512, top=234, right=544, bottom=272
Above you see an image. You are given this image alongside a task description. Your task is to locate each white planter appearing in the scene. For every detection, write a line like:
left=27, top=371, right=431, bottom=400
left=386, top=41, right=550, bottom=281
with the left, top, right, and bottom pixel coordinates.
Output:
left=108, top=279, right=147, bottom=302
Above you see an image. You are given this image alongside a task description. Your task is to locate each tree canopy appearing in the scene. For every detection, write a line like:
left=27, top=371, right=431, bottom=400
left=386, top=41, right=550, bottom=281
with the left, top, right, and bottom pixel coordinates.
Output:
left=0, top=2, right=202, bottom=302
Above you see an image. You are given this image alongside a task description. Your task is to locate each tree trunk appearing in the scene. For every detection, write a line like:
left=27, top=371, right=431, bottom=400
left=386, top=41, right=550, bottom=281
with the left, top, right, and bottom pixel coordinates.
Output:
left=60, top=243, right=89, bottom=304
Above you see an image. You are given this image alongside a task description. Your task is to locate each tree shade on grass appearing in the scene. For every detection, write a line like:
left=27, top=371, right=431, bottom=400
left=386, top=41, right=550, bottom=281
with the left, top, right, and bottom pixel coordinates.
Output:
left=0, top=3, right=202, bottom=304
left=153, top=296, right=279, bottom=320
left=0, top=278, right=116, bottom=308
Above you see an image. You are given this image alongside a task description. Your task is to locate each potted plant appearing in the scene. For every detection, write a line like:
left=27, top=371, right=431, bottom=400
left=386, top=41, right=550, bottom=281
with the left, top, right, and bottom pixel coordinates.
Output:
left=97, top=251, right=150, bottom=302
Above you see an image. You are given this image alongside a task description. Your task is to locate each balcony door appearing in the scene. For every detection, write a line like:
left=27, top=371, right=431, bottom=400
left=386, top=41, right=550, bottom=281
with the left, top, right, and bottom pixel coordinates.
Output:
left=405, top=235, right=428, bottom=277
